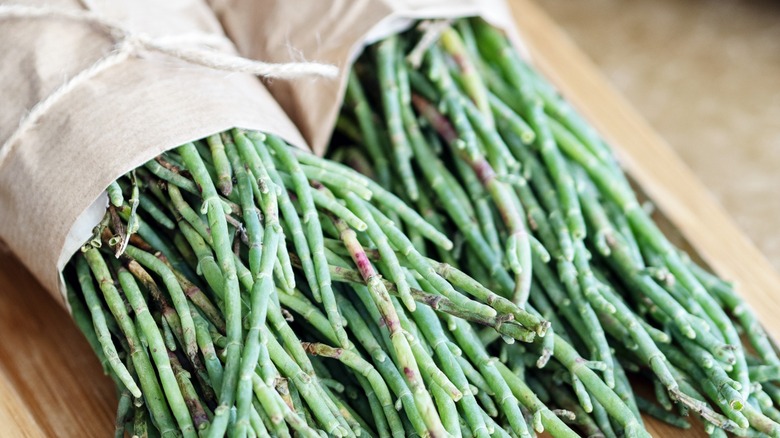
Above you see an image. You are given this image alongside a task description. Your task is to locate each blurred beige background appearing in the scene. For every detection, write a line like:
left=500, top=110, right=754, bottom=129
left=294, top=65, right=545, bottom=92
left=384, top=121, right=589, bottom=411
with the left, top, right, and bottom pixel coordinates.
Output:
left=538, top=0, right=780, bottom=269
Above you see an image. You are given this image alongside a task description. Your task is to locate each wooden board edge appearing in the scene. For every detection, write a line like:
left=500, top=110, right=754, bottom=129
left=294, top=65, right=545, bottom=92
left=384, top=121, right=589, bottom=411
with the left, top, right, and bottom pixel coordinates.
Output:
left=0, top=368, right=46, bottom=438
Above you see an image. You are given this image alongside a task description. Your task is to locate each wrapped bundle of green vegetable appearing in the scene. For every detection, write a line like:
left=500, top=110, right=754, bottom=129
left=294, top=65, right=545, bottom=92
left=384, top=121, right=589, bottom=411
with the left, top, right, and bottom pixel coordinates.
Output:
left=5, top=3, right=581, bottom=436
left=326, top=17, right=780, bottom=437
left=5, top=1, right=559, bottom=436
left=0, top=2, right=595, bottom=436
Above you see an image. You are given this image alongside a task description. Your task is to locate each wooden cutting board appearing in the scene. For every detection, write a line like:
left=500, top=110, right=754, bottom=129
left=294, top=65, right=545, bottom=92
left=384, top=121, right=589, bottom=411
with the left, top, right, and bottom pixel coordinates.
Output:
left=0, top=0, right=777, bottom=436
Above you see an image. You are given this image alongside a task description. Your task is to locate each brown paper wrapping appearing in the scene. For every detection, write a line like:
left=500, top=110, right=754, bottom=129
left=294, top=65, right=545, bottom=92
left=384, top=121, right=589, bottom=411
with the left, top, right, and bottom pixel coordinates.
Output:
left=208, top=0, right=524, bottom=155
left=0, top=0, right=307, bottom=304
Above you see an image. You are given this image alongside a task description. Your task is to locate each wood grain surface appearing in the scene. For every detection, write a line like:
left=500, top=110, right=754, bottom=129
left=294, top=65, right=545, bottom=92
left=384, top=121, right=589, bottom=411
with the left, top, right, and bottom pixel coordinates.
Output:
left=0, top=0, right=777, bottom=436
left=0, top=251, right=115, bottom=437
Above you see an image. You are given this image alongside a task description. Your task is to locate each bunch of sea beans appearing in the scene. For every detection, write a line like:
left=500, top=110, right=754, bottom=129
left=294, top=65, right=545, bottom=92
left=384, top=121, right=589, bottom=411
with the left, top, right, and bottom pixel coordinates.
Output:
left=331, top=17, right=780, bottom=437
left=66, top=128, right=621, bottom=437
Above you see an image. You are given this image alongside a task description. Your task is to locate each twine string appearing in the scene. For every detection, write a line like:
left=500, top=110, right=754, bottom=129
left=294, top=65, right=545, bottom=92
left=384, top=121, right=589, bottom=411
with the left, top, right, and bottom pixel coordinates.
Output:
left=0, top=4, right=337, bottom=165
